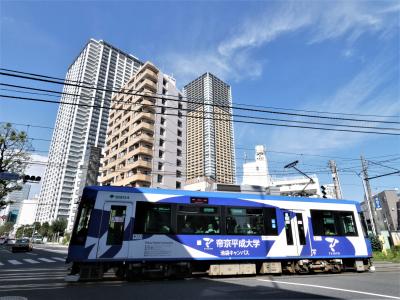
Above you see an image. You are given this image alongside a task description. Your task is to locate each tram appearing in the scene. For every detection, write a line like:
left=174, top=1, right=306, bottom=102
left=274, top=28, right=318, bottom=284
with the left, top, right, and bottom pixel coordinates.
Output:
left=66, top=186, right=372, bottom=280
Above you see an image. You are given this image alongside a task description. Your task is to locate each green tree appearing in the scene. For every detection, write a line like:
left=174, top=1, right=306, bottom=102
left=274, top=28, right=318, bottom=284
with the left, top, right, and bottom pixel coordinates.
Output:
left=33, top=221, right=41, bottom=234
left=51, top=219, right=67, bottom=237
left=39, top=221, right=50, bottom=237
left=0, top=123, right=32, bottom=209
left=0, top=221, right=14, bottom=236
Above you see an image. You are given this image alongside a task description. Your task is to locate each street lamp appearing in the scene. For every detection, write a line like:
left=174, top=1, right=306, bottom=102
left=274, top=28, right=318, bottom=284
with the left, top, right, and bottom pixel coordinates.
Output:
left=284, top=160, right=315, bottom=197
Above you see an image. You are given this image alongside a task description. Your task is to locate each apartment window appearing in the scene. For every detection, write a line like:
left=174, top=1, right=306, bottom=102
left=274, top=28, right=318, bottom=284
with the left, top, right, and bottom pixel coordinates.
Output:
left=159, top=150, right=164, bottom=158
left=161, top=107, right=166, bottom=114
left=177, top=130, right=182, bottom=137
left=162, top=98, right=167, bottom=105
left=178, top=111, right=182, bottom=118
left=160, top=128, right=165, bottom=136
left=177, top=120, right=182, bottom=128
left=162, top=88, right=167, bottom=95
left=157, top=174, right=163, bottom=183
left=159, top=139, right=165, bottom=147
left=177, top=139, right=182, bottom=146
left=177, top=149, right=182, bottom=157
left=178, top=102, right=183, bottom=109
left=176, top=170, right=181, bottom=178
left=158, top=162, right=163, bottom=171
left=176, top=182, right=181, bottom=189
left=177, top=159, right=181, bottom=166
left=160, top=117, right=166, bottom=125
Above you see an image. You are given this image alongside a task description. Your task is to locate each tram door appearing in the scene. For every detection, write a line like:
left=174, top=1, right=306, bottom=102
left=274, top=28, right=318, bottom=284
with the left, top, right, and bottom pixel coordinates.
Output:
left=96, top=202, right=133, bottom=259
left=282, top=210, right=307, bottom=256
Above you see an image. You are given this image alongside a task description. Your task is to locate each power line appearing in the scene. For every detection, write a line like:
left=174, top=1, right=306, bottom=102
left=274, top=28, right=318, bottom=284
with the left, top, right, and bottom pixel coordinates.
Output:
left=1, top=70, right=400, bottom=125
left=2, top=67, right=399, bottom=120
left=3, top=83, right=399, bottom=132
left=2, top=94, right=400, bottom=136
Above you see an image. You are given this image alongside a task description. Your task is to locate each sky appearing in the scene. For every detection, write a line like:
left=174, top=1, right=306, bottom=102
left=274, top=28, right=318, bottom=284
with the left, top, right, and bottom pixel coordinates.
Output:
left=0, top=0, right=399, bottom=201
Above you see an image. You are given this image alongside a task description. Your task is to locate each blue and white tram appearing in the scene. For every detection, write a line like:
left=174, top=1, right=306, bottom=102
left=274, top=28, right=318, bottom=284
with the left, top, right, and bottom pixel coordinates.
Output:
left=67, top=186, right=372, bottom=280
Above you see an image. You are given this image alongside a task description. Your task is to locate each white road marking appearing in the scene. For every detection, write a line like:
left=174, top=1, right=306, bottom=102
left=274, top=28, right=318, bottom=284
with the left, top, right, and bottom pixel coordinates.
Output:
left=23, top=258, right=40, bottom=264
left=51, top=257, right=66, bottom=262
left=257, top=279, right=400, bottom=299
left=8, top=260, right=22, bottom=265
left=37, top=258, right=56, bottom=263
left=27, top=252, right=38, bottom=256
left=0, top=261, right=4, bottom=266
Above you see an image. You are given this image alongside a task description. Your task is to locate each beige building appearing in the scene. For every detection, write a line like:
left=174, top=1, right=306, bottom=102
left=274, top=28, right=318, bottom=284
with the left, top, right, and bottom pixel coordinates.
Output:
left=184, top=73, right=235, bottom=184
left=100, top=62, right=186, bottom=189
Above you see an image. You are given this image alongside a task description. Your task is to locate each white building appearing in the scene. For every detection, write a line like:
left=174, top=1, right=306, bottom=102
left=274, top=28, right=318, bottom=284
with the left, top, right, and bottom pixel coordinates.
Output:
left=242, top=145, right=322, bottom=197
left=0, top=184, right=31, bottom=225
left=36, top=39, right=143, bottom=231
left=242, top=145, right=272, bottom=187
left=15, top=198, right=39, bottom=227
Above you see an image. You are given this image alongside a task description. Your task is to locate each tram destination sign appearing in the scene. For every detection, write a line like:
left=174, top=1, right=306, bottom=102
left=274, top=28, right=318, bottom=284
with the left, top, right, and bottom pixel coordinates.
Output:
left=190, top=197, right=209, bottom=204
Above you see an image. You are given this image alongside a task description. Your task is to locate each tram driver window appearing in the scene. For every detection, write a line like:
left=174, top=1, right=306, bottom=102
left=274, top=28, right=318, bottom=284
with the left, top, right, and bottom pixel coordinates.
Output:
left=71, top=201, right=94, bottom=245
left=134, top=202, right=172, bottom=234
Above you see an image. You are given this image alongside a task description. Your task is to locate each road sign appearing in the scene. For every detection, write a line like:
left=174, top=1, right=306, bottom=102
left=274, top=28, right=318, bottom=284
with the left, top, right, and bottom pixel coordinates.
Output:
left=374, top=197, right=382, bottom=210
left=0, top=172, right=20, bottom=180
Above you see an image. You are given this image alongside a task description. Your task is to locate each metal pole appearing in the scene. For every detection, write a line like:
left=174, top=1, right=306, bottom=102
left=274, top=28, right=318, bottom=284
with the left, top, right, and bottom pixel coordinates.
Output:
left=360, top=174, right=377, bottom=235
left=360, top=156, right=378, bottom=235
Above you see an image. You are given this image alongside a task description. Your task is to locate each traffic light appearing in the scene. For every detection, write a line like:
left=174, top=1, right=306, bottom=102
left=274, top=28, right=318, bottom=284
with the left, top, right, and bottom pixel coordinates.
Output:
left=321, top=185, right=327, bottom=198
left=23, top=175, right=41, bottom=183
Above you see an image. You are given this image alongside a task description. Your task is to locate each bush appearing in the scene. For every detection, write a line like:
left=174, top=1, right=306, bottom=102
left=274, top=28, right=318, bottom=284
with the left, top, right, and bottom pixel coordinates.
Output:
left=62, top=232, right=71, bottom=245
left=370, top=235, right=383, bottom=252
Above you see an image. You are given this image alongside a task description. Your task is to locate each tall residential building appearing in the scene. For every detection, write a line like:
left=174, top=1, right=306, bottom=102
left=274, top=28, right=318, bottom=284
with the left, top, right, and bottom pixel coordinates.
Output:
left=184, top=73, right=235, bottom=184
left=36, top=39, right=142, bottom=231
left=99, top=62, right=186, bottom=189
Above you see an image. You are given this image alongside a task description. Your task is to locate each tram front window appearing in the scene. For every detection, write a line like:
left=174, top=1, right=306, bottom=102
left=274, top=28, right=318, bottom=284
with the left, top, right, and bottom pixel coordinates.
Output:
left=71, top=201, right=94, bottom=245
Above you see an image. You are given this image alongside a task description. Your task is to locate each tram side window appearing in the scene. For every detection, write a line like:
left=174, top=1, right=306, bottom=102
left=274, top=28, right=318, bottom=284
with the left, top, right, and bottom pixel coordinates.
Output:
left=177, top=206, right=220, bottom=234
left=311, top=210, right=358, bottom=236
left=107, top=205, right=126, bottom=245
left=226, top=208, right=264, bottom=235
left=134, top=202, right=172, bottom=234
left=71, top=201, right=94, bottom=245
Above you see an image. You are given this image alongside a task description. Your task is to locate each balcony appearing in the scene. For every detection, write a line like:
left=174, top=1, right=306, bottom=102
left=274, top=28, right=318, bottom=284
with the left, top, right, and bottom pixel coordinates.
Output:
left=137, top=79, right=157, bottom=94
left=131, top=146, right=153, bottom=157
left=132, top=122, right=154, bottom=134
left=136, top=69, right=158, bottom=84
left=133, top=112, right=155, bottom=124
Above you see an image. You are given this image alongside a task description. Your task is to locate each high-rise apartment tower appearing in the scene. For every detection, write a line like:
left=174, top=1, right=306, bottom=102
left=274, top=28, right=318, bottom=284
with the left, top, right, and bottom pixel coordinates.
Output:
left=36, top=39, right=142, bottom=231
left=184, top=73, right=235, bottom=184
left=99, top=62, right=186, bottom=189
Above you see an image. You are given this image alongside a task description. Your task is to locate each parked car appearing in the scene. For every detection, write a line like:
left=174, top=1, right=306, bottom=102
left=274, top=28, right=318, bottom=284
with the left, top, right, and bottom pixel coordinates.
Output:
left=31, top=234, right=43, bottom=244
left=11, top=238, right=33, bottom=252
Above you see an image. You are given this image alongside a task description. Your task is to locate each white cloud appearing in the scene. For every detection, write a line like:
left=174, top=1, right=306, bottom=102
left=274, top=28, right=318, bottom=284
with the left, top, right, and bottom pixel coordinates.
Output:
left=162, top=1, right=398, bottom=83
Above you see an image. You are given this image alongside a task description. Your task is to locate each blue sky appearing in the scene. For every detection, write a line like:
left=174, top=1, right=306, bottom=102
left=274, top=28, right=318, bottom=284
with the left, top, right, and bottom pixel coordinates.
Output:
left=0, top=0, right=399, bottom=200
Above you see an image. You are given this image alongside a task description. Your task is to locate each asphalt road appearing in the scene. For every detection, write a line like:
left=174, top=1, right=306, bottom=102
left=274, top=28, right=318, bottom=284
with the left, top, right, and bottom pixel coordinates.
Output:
left=0, top=245, right=399, bottom=300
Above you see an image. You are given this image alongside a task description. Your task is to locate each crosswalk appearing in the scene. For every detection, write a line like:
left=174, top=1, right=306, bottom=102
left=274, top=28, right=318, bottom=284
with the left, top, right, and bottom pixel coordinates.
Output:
left=0, top=256, right=65, bottom=266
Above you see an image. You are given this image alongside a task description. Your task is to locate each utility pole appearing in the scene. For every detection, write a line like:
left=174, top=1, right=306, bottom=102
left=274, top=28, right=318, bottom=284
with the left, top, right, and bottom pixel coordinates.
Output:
left=328, top=160, right=343, bottom=199
left=361, top=155, right=378, bottom=235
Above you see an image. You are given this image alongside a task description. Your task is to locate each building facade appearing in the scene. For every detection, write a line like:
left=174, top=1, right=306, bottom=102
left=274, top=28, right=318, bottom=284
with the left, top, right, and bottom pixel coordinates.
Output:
left=362, top=189, right=400, bottom=233
left=241, top=145, right=322, bottom=197
left=184, top=73, right=235, bottom=184
left=242, top=145, right=272, bottom=187
left=0, top=184, right=31, bottom=225
left=99, top=62, right=186, bottom=189
left=36, top=39, right=142, bottom=231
